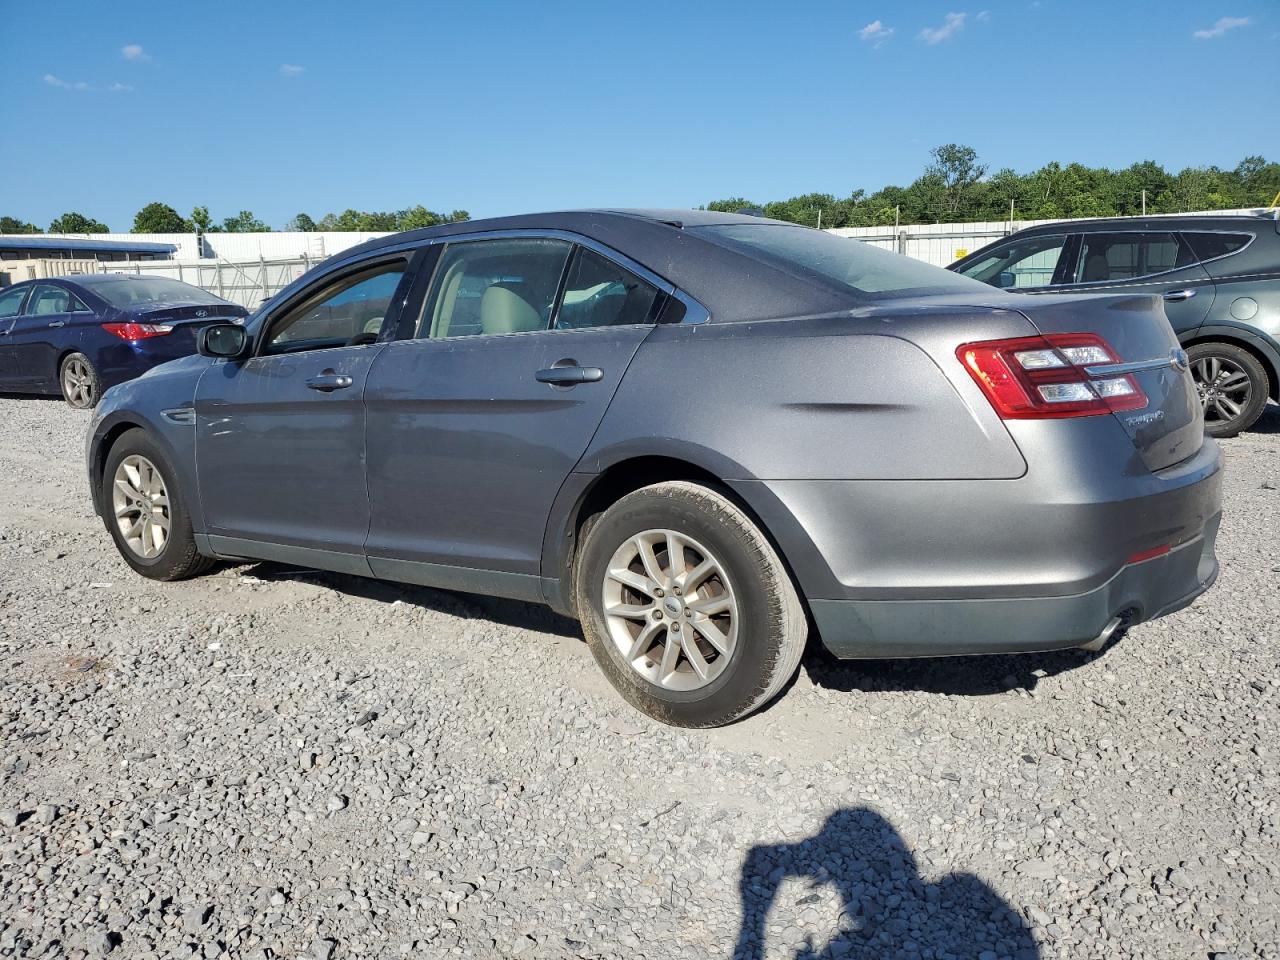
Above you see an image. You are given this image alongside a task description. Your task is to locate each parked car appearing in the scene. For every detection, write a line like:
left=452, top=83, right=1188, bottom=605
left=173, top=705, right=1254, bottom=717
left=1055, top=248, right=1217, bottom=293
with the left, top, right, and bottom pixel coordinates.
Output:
left=949, top=212, right=1280, bottom=437
left=0, top=275, right=247, bottom=408
left=86, top=210, right=1221, bottom=727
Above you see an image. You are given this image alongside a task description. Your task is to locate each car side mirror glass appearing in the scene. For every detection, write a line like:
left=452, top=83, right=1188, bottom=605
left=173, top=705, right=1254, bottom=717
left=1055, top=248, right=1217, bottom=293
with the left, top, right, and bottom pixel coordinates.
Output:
left=996, top=270, right=1016, bottom=289
left=198, top=323, right=249, bottom=359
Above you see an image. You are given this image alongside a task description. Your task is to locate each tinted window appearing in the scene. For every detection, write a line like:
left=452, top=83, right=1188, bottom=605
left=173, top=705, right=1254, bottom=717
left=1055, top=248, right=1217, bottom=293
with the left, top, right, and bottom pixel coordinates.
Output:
left=695, top=224, right=989, bottom=299
left=422, top=238, right=572, bottom=338
left=27, top=284, right=72, bottom=315
left=1074, top=232, right=1194, bottom=284
left=265, top=262, right=406, bottom=354
left=0, top=286, right=27, bottom=318
left=956, top=234, right=1067, bottom=289
left=88, top=277, right=226, bottom=308
left=555, top=248, right=660, bottom=330
left=68, top=293, right=92, bottom=313
left=1183, top=232, right=1251, bottom=262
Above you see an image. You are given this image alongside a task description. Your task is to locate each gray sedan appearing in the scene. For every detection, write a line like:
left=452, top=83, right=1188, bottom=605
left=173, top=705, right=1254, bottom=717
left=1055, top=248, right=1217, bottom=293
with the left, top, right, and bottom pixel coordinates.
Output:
left=87, top=210, right=1222, bottom=727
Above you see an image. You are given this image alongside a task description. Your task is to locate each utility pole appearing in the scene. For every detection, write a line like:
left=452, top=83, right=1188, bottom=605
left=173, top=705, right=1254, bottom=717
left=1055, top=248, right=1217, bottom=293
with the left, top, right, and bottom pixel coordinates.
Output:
left=816, top=208, right=822, bottom=230
left=1142, top=189, right=1147, bottom=216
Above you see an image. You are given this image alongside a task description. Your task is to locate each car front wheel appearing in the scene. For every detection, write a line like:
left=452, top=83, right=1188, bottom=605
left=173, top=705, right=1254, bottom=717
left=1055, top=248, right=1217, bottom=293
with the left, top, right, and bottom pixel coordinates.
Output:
left=102, top=429, right=214, bottom=580
left=1188, top=342, right=1270, bottom=438
left=574, top=481, right=807, bottom=728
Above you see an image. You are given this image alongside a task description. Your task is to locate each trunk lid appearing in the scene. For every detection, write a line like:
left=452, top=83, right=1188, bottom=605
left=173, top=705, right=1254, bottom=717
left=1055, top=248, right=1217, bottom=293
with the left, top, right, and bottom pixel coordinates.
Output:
left=1015, top=293, right=1202, bottom=472
left=135, top=302, right=248, bottom=325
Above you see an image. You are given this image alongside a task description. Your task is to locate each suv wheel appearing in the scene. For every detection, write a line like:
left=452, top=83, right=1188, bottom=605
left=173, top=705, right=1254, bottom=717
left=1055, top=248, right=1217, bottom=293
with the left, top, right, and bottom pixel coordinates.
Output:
left=102, top=429, right=214, bottom=580
left=574, top=481, right=807, bottom=728
left=60, top=353, right=100, bottom=409
left=1187, top=342, right=1270, bottom=438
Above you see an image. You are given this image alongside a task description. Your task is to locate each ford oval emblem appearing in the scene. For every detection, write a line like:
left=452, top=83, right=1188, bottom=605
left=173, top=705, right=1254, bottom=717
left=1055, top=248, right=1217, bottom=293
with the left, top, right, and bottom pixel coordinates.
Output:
left=1171, top=348, right=1189, bottom=372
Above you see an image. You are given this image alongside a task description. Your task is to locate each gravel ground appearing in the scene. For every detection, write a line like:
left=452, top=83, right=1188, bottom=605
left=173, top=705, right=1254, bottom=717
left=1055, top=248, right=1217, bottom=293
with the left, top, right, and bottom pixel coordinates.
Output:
left=1, top=395, right=1277, bottom=960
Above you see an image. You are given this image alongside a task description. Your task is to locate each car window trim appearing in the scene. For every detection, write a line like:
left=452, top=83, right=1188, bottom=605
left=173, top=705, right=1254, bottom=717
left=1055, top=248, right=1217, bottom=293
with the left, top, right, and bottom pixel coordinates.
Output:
left=252, top=253, right=417, bottom=359
left=1050, top=234, right=1081, bottom=286
left=1067, top=229, right=1204, bottom=287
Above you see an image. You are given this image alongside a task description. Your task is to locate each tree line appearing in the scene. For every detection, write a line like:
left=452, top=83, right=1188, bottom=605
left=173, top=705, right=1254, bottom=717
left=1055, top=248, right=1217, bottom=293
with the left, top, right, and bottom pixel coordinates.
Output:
left=705, top=146, right=1278, bottom=228
left=0, top=204, right=471, bottom=235
left=3, top=147, right=1275, bottom=237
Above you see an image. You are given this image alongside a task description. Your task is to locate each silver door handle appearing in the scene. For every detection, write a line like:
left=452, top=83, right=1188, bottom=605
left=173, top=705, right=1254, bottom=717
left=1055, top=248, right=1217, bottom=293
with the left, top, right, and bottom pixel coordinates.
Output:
left=1163, top=289, right=1196, bottom=302
left=47, top=320, right=67, bottom=328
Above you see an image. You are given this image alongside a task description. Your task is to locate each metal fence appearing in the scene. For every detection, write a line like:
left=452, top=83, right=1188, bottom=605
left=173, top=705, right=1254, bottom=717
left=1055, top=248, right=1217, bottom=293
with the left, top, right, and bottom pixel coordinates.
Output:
left=104, top=256, right=321, bottom=307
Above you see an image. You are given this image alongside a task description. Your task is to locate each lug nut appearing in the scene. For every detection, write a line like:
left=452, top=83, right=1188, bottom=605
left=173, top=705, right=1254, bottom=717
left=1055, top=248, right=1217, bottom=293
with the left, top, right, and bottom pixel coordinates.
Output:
left=654, top=588, right=664, bottom=598
left=653, top=610, right=663, bottom=620
left=673, top=586, right=682, bottom=596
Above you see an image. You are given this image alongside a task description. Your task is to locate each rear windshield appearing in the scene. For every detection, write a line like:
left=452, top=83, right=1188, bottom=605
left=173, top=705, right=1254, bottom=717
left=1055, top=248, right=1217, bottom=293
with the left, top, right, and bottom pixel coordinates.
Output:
left=89, top=277, right=227, bottom=308
left=694, top=224, right=992, bottom=300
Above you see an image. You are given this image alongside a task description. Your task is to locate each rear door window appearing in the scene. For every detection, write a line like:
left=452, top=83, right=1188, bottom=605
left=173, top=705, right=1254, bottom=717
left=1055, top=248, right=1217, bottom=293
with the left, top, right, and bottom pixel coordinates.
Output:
left=1182, top=232, right=1252, bottom=263
left=26, top=284, right=72, bottom=315
left=1073, top=232, right=1196, bottom=284
left=420, top=238, right=572, bottom=339
left=955, top=234, right=1068, bottom=289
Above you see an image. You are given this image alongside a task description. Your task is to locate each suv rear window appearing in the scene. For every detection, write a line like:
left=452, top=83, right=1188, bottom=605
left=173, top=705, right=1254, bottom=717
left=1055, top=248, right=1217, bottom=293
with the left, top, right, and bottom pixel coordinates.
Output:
left=1183, top=232, right=1251, bottom=262
left=694, top=224, right=990, bottom=299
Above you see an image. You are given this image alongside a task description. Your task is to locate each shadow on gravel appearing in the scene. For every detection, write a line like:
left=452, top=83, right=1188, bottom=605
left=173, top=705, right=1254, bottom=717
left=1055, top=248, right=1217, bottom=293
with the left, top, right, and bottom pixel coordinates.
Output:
left=1247, top=402, right=1280, bottom=434
left=0, top=392, right=61, bottom=401
left=242, top=562, right=583, bottom=639
left=734, top=809, right=1039, bottom=959
left=803, top=642, right=1101, bottom=698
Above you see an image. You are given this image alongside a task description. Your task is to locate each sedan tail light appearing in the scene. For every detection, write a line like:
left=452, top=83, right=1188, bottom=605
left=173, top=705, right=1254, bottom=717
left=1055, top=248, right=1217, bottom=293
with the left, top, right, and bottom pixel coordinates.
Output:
left=102, top=322, right=174, bottom=341
left=957, top=333, right=1147, bottom=419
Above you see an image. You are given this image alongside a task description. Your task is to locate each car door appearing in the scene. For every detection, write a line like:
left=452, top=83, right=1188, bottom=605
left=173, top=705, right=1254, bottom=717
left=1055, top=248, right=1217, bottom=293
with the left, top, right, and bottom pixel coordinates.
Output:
left=363, top=234, right=668, bottom=600
left=0, top=285, right=31, bottom=385
left=195, top=253, right=419, bottom=571
left=8, top=283, right=93, bottom=390
left=1066, top=231, right=1215, bottom=336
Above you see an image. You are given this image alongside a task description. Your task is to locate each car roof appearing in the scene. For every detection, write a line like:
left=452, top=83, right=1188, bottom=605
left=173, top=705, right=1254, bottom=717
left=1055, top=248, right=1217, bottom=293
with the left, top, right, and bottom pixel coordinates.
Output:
left=325, top=209, right=855, bottom=323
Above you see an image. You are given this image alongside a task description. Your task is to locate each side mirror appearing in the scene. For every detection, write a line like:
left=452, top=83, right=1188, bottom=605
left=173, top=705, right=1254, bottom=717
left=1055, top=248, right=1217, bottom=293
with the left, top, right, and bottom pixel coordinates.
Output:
left=198, top=323, right=249, bottom=359
left=996, top=270, right=1017, bottom=289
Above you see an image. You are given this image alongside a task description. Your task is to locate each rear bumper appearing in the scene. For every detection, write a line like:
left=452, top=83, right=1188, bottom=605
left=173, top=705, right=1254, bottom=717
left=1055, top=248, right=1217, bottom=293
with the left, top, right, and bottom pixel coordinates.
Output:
left=810, top=514, right=1219, bottom=657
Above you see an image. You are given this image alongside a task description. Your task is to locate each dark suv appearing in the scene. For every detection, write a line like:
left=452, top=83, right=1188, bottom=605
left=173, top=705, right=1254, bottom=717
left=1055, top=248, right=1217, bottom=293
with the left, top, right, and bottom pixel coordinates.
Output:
left=950, top=213, right=1280, bottom=436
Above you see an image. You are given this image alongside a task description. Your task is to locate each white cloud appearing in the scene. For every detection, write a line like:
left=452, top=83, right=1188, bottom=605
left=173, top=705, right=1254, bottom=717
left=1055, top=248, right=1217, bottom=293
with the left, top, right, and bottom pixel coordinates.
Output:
left=920, top=12, right=968, bottom=44
left=121, top=43, right=149, bottom=61
left=858, top=19, right=895, bottom=47
left=975, top=10, right=991, bottom=21
left=44, top=74, right=89, bottom=90
left=279, top=63, right=305, bottom=77
left=1192, top=16, right=1249, bottom=39
left=109, top=82, right=134, bottom=92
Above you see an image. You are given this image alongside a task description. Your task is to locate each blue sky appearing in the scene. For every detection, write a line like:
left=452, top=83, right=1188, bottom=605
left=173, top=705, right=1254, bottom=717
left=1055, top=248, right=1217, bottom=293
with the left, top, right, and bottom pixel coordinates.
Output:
left=1, top=1, right=1276, bottom=231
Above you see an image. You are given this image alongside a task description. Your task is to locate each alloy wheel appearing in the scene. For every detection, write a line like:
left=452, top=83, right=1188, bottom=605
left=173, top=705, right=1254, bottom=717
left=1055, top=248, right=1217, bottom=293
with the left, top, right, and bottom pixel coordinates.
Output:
left=601, top=529, right=739, bottom=691
left=62, top=358, right=95, bottom=408
left=111, top=455, right=171, bottom=559
left=1192, top=354, right=1252, bottom=427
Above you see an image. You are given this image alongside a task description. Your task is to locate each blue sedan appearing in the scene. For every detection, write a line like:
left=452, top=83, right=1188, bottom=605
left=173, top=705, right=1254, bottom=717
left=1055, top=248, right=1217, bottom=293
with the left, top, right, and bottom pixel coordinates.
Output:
left=0, top=275, right=247, bottom=408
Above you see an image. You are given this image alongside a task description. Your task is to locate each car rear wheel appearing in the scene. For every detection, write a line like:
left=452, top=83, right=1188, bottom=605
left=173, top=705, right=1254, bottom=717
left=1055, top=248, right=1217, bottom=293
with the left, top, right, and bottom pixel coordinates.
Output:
left=1188, top=342, right=1270, bottom=438
left=60, top=353, right=100, bottom=409
left=574, top=481, right=807, bottom=728
left=102, top=429, right=214, bottom=580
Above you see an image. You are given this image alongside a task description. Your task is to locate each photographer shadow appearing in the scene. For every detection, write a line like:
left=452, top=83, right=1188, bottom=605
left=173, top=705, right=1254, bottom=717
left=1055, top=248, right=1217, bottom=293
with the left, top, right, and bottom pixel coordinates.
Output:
left=734, top=808, right=1039, bottom=959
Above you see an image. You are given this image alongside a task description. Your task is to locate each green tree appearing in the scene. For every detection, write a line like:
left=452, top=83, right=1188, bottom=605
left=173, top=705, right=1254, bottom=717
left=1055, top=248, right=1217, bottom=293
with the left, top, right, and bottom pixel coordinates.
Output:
left=132, top=202, right=189, bottom=233
left=0, top=216, right=40, bottom=233
left=705, top=197, right=758, bottom=213
left=220, top=210, right=270, bottom=233
left=48, top=212, right=109, bottom=233
left=189, top=206, right=214, bottom=233
left=925, top=144, right=988, bottom=219
left=287, top=213, right=317, bottom=231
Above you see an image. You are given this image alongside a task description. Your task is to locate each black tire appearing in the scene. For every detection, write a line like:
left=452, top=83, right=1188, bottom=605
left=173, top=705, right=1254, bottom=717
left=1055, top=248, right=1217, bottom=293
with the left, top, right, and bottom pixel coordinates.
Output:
left=59, top=352, right=101, bottom=410
left=101, top=429, right=214, bottom=581
left=1187, top=342, right=1270, bottom=438
left=574, top=481, right=807, bottom=728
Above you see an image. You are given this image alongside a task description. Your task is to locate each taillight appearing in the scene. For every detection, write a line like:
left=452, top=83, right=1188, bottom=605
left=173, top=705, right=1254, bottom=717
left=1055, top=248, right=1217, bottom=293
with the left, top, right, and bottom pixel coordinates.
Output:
left=957, top=333, right=1147, bottom=419
left=102, top=322, right=174, bottom=341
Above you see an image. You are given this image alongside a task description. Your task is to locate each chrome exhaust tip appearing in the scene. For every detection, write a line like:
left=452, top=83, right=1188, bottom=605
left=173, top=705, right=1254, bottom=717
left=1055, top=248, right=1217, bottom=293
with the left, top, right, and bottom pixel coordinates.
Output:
left=1079, top=615, right=1125, bottom=653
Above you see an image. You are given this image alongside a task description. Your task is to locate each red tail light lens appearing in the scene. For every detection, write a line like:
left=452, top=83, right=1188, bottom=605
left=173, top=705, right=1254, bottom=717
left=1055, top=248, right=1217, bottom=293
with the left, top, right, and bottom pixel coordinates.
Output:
left=102, top=322, right=174, bottom=341
left=957, top=333, right=1147, bottom=419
